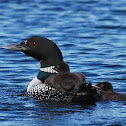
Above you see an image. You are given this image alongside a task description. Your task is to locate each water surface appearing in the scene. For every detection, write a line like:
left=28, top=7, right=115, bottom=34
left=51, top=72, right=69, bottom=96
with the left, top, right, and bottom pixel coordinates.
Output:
left=0, top=0, right=126, bottom=125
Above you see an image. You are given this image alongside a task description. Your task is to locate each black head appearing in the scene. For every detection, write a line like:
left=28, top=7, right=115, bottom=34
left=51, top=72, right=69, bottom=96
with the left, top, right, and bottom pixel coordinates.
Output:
left=94, top=82, right=114, bottom=92
left=53, top=62, right=70, bottom=73
left=2, top=36, right=63, bottom=67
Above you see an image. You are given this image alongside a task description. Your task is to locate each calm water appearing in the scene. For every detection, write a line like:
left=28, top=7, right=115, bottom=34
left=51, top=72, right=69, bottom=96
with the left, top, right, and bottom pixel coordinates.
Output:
left=0, top=0, right=126, bottom=125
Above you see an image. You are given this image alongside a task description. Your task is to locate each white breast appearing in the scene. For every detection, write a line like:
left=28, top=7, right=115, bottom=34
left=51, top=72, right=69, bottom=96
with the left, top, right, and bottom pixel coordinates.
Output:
left=27, top=77, right=44, bottom=92
left=27, top=66, right=58, bottom=93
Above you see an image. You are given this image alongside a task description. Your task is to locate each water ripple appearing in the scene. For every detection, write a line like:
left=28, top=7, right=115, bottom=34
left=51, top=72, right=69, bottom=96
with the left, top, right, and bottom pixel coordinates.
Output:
left=1, top=0, right=126, bottom=126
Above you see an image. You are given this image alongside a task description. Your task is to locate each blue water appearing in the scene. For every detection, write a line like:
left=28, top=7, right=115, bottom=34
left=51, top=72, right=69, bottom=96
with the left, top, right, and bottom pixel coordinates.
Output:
left=0, top=0, right=126, bottom=125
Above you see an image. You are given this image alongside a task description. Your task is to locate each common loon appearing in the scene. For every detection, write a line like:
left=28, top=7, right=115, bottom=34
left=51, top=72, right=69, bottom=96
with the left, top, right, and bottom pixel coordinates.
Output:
left=2, top=36, right=100, bottom=104
left=94, top=82, right=126, bottom=101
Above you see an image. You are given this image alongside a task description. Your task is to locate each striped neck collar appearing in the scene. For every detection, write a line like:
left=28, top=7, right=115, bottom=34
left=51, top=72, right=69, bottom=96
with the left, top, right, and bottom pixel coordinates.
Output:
left=40, top=66, right=58, bottom=73
left=37, top=66, right=58, bottom=82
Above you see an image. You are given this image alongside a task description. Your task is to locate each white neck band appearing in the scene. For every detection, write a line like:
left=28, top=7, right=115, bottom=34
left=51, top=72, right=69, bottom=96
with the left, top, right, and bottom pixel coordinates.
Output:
left=40, top=66, right=58, bottom=73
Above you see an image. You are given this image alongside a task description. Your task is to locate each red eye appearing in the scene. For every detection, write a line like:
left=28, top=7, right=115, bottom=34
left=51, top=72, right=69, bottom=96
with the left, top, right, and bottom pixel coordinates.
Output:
left=33, top=42, right=36, bottom=46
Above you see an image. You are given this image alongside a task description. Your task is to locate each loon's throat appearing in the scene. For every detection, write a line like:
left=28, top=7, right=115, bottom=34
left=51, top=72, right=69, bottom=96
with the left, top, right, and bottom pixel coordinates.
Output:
left=37, top=66, right=57, bottom=82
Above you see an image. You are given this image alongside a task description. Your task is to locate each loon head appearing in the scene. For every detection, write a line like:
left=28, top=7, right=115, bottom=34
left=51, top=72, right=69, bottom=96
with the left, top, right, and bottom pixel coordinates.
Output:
left=3, top=36, right=64, bottom=83
left=3, top=36, right=63, bottom=67
left=53, top=62, right=70, bottom=73
left=94, top=82, right=114, bottom=93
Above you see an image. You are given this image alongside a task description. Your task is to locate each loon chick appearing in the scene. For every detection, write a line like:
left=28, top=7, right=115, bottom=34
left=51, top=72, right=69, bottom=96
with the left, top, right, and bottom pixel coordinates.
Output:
left=45, top=62, right=85, bottom=94
left=94, top=82, right=126, bottom=101
left=2, top=36, right=100, bottom=103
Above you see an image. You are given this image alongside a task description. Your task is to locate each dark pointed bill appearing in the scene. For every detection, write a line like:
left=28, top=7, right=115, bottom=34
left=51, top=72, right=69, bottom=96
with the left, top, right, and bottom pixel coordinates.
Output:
left=2, top=41, right=30, bottom=51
